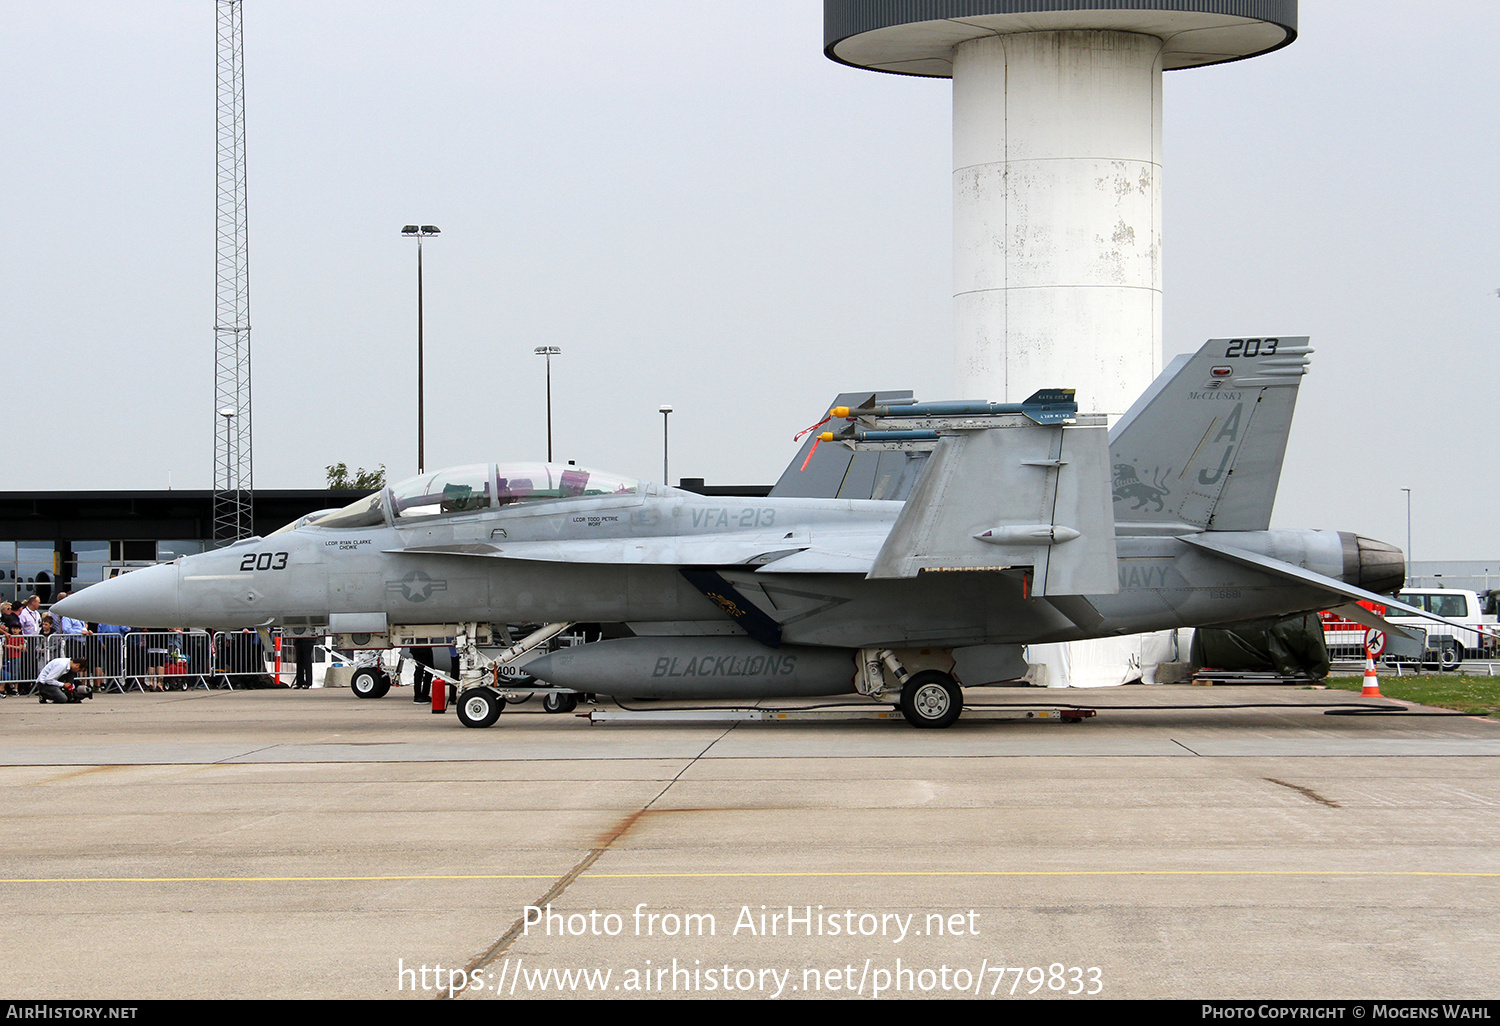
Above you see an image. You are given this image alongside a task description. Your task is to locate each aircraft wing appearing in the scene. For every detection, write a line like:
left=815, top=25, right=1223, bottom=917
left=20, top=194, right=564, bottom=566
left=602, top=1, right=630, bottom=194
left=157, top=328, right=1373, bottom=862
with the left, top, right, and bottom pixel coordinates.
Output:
left=1181, top=534, right=1479, bottom=641
left=752, top=525, right=891, bottom=574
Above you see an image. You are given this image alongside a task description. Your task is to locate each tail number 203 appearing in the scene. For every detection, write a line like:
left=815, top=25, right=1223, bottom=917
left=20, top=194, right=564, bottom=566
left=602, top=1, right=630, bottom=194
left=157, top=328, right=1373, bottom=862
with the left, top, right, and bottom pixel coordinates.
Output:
left=1223, top=338, right=1278, bottom=358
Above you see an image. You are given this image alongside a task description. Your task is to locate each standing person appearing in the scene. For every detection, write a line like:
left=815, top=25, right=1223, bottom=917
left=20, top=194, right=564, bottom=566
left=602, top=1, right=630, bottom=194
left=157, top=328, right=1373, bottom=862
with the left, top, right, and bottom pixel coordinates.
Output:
left=95, top=622, right=129, bottom=690
left=0, top=626, right=12, bottom=697
left=4, top=627, right=24, bottom=695
left=53, top=594, right=90, bottom=637
left=15, top=597, right=43, bottom=689
left=292, top=636, right=315, bottom=689
left=18, top=595, right=41, bottom=636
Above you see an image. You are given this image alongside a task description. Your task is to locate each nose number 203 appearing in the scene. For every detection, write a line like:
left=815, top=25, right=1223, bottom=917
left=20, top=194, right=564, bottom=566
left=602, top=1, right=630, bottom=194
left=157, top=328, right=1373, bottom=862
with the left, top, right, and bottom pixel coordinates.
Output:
left=239, top=552, right=290, bottom=572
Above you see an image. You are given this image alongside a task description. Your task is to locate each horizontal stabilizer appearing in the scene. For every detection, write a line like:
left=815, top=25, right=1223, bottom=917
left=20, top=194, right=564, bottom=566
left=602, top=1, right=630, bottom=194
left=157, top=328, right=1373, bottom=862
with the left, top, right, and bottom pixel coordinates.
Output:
left=869, top=417, right=1118, bottom=596
left=1325, top=602, right=1418, bottom=640
left=1183, top=535, right=1485, bottom=641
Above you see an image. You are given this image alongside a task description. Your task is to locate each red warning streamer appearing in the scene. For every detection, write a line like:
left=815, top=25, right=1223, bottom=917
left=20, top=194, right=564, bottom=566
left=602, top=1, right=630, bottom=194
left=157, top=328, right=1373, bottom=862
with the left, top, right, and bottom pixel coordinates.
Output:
left=794, top=414, right=832, bottom=442
left=798, top=435, right=822, bottom=472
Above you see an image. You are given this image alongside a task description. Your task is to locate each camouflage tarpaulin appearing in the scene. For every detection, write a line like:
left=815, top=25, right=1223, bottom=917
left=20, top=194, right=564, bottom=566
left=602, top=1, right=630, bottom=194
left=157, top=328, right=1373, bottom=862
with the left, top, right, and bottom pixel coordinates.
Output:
left=1191, top=613, right=1331, bottom=679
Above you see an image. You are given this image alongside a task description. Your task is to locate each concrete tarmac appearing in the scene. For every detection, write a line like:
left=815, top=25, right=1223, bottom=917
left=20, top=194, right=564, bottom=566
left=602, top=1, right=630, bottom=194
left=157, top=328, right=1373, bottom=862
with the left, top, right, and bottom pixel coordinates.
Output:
left=2, top=685, right=1497, bottom=1000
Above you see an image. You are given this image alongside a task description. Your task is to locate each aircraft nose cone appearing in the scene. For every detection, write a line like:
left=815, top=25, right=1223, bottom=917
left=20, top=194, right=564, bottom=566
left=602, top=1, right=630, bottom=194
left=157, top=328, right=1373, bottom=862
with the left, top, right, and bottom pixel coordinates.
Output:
left=54, top=562, right=182, bottom=628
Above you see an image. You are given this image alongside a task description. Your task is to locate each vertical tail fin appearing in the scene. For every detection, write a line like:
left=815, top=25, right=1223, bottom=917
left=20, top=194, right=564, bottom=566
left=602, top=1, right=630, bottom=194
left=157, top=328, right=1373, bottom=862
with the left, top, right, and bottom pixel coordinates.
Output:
left=1108, top=336, right=1311, bottom=532
left=770, top=390, right=925, bottom=501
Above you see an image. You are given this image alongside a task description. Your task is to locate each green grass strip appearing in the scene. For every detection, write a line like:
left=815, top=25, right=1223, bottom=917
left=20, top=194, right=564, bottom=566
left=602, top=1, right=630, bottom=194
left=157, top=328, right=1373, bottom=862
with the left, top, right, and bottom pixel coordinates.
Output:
left=1326, top=674, right=1500, bottom=716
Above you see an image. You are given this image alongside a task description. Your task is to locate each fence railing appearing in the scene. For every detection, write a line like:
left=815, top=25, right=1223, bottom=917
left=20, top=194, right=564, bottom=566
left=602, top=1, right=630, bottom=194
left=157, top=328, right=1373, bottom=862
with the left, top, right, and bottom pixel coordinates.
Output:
left=2, top=630, right=284, bottom=693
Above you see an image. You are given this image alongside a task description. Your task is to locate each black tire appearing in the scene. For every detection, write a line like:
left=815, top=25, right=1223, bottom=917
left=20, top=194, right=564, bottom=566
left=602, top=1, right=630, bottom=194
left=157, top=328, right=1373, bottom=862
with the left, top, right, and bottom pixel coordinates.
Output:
left=1438, top=641, right=1462, bottom=672
left=899, top=671, right=963, bottom=729
left=542, top=691, right=578, bottom=714
left=350, top=667, right=390, bottom=699
left=456, top=688, right=504, bottom=728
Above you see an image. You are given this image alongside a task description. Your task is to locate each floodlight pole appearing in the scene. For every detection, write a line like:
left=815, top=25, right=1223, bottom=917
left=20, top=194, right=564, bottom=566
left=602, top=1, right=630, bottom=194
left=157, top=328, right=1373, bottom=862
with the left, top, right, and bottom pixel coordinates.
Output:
left=535, top=346, right=562, bottom=462
left=1401, top=487, right=1412, bottom=571
left=402, top=225, right=440, bottom=474
left=417, top=238, right=424, bottom=473
left=659, top=405, right=673, bottom=485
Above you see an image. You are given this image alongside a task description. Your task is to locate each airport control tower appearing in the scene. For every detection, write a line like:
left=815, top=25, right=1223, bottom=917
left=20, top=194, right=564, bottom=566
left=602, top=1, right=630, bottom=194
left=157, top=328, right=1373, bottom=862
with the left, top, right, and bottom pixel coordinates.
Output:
left=825, top=1, right=1297, bottom=416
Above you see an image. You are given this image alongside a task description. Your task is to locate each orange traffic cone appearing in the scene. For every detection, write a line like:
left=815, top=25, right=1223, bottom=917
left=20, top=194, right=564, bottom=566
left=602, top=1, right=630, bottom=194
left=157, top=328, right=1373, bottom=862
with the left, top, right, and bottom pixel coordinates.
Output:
left=1361, top=654, right=1382, bottom=698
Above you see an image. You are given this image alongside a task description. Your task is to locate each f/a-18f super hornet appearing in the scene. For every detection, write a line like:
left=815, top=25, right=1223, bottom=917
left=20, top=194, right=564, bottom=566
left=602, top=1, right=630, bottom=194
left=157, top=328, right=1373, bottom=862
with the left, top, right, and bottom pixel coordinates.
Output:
left=59, top=337, right=1440, bottom=728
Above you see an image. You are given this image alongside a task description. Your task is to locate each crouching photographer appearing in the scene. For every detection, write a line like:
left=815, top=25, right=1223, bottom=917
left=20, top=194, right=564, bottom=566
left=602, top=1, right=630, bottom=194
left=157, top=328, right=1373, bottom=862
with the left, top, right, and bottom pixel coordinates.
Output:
left=36, top=656, right=93, bottom=704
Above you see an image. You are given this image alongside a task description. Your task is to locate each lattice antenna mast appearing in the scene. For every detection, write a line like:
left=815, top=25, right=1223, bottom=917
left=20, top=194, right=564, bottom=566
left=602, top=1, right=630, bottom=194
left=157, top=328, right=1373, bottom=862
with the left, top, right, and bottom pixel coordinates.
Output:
left=213, top=0, right=253, bottom=543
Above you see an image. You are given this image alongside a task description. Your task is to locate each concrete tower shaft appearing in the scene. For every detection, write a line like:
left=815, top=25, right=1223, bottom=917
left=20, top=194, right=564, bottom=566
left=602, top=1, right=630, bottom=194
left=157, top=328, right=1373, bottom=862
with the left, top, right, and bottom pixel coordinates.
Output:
left=954, top=29, right=1163, bottom=415
left=825, top=1, right=1297, bottom=416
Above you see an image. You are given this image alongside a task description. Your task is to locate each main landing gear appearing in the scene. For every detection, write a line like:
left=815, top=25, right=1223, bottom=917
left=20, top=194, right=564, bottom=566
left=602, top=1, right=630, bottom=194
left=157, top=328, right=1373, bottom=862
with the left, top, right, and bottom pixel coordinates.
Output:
left=898, top=671, right=964, bottom=729
left=456, top=687, right=505, bottom=728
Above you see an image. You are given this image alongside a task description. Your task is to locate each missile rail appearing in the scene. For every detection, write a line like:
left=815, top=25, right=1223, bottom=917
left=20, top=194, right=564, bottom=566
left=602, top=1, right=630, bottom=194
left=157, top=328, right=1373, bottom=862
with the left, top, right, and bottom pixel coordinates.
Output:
left=817, top=388, right=1098, bottom=452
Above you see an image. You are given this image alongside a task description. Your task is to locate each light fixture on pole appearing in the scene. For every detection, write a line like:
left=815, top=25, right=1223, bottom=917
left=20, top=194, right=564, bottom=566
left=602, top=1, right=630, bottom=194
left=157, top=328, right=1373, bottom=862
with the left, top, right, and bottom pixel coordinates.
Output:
left=535, top=346, right=562, bottom=462
left=401, top=224, right=440, bottom=473
left=659, top=405, right=673, bottom=485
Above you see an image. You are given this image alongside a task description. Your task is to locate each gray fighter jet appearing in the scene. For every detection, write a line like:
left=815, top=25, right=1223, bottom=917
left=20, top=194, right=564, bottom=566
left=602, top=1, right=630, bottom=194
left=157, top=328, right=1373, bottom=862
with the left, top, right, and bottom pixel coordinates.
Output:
left=56, top=338, right=1437, bottom=728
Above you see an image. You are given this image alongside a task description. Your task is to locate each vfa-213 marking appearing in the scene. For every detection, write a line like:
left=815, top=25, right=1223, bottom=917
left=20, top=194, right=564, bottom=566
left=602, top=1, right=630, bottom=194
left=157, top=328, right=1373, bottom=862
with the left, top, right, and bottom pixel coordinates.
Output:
left=690, top=508, right=776, bottom=531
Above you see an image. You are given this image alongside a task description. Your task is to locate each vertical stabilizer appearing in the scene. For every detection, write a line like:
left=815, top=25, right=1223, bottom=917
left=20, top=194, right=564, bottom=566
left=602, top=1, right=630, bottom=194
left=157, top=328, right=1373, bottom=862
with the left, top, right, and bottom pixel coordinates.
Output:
left=771, top=390, right=924, bottom=500
left=1108, top=336, right=1311, bottom=532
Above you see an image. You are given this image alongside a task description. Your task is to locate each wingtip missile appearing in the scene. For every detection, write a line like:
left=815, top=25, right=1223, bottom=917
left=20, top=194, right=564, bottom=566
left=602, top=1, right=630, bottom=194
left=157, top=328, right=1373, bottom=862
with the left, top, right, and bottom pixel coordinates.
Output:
left=827, top=395, right=1079, bottom=425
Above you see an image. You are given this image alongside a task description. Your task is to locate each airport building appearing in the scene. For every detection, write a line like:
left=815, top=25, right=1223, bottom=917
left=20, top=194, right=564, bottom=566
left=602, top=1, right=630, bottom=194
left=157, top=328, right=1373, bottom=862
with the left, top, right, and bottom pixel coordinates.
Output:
left=0, top=490, right=362, bottom=603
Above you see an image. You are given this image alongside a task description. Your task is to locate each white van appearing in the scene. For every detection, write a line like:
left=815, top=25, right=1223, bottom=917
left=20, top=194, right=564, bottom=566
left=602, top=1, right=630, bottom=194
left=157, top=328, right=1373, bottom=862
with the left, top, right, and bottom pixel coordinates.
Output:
left=1382, top=589, right=1497, bottom=669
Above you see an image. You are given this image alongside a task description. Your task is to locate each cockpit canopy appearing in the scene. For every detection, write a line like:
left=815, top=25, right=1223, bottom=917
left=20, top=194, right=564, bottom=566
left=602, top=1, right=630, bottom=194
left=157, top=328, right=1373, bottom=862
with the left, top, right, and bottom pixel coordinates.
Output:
left=310, top=462, right=640, bottom=530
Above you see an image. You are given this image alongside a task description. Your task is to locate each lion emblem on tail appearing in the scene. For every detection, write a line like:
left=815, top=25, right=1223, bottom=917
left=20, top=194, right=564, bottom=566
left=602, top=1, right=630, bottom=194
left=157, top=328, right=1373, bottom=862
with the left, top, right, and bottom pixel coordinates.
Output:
left=1112, top=463, right=1172, bottom=512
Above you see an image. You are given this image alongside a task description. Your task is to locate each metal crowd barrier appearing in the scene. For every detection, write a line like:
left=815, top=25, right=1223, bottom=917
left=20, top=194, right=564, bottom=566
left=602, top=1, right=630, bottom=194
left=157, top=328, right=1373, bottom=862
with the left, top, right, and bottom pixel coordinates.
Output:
left=2, top=629, right=282, bottom=693
left=3, top=633, right=126, bottom=693
left=122, top=631, right=214, bottom=691
left=1318, top=612, right=1377, bottom=660
left=210, top=630, right=279, bottom=689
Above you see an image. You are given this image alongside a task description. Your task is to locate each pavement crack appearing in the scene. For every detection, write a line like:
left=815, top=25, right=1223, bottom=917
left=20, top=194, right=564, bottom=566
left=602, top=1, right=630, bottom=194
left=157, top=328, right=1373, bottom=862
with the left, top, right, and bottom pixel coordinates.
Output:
left=218, top=744, right=282, bottom=763
left=644, top=721, right=738, bottom=811
left=450, top=722, right=739, bottom=997
left=1264, top=776, right=1342, bottom=808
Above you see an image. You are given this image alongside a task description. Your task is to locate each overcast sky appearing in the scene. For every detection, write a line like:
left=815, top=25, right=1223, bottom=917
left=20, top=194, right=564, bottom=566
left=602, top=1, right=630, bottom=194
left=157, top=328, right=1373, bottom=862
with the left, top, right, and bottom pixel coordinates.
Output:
left=1, top=2, right=1496, bottom=560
